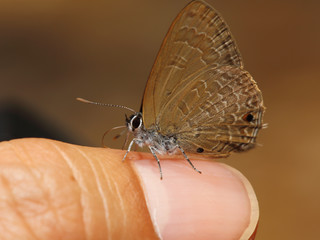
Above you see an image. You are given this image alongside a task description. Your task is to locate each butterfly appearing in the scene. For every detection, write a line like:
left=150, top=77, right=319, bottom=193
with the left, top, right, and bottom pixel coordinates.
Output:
left=78, top=0, right=265, bottom=179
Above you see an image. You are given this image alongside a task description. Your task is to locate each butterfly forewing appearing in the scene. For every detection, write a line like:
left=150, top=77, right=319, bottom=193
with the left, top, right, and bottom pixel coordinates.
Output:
left=142, top=0, right=243, bottom=128
left=142, top=0, right=265, bottom=156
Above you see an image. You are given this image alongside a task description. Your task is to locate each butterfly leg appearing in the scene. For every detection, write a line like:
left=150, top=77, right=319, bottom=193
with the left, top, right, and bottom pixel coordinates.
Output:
left=178, top=146, right=202, bottom=174
left=121, top=131, right=131, bottom=150
left=148, top=146, right=163, bottom=180
left=122, top=138, right=136, bottom=162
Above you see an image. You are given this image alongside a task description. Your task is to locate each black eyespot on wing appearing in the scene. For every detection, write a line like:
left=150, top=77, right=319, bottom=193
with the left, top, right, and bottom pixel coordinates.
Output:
left=132, top=116, right=141, bottom=129
left=243, top=113, right=254, bottom=122
left=197, top=147, right=204, bottom=153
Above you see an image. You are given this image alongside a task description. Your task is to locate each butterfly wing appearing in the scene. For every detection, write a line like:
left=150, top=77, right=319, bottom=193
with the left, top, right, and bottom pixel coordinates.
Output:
left=170, top=65, right=265, bottom=155
left=142, top=0, right=243, bottom=128
left=142, top=0, right=265, bottom=156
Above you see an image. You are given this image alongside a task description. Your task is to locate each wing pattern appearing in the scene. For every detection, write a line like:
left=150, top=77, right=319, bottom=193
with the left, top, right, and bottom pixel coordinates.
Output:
left=141, top=0, right=265, bottom=156
left=142, top=1, right=242, bottom=127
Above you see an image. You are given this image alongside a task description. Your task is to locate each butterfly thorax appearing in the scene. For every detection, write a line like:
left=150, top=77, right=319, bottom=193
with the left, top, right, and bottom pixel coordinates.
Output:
left=126, top=113, right=179, bottom=155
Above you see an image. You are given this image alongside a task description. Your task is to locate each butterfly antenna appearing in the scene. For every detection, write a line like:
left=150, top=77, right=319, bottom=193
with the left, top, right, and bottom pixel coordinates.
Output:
left=76, top=97, right=136, bottom=113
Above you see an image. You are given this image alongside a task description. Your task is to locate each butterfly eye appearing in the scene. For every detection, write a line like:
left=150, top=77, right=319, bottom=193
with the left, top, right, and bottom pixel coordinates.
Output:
left=196, top=148, right=204, bottom=153
left=131, top=116, right=142, bottom=130
left=243, top=113, right=254, bottom=122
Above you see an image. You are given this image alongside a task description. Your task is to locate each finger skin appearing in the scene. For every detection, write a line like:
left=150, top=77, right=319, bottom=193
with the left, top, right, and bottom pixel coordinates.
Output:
left=0, top=138, right=258, bottom=240
left=0, top=138, right=158, bottom=240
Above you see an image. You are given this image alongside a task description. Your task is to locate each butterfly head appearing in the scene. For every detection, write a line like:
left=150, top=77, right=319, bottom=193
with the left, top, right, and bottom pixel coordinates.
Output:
left=126, top=112, right=143, bottom=132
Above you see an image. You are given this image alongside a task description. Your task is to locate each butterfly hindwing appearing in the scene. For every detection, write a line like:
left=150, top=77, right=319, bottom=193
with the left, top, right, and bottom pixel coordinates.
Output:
left=153, top=65, right=264, bottom=155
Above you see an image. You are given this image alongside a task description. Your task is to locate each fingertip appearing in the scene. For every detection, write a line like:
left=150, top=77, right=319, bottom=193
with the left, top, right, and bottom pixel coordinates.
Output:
left=130, top=153, right=259, bottom=240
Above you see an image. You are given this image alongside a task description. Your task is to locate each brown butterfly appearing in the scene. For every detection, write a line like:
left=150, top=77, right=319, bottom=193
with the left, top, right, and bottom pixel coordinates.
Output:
left=78, top=0, right=265, bottom=179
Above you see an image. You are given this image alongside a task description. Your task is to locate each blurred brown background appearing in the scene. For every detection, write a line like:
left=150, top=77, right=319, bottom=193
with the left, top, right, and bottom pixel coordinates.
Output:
left=1, top=0, right=319, bottom=239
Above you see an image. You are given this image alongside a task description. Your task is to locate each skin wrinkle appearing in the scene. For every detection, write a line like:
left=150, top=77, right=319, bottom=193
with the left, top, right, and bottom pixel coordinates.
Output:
left=6, top=141, right=46, bottom=240
left=97, top=160, right=114, bottom=240
left=2, top=140, right=160, bottom=239
left=97, top=158, right=127, bottom=237
left=101, top=170, right=116, bottom=240
left=29, top=144, right=65, bottom=236
left=76, top=148, right=111, bottom=240
left=128, top=159, right=162, bottom=240
left=0, top=174, right=38, bottom=240
left=49, top=142, right=88, bottom=240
